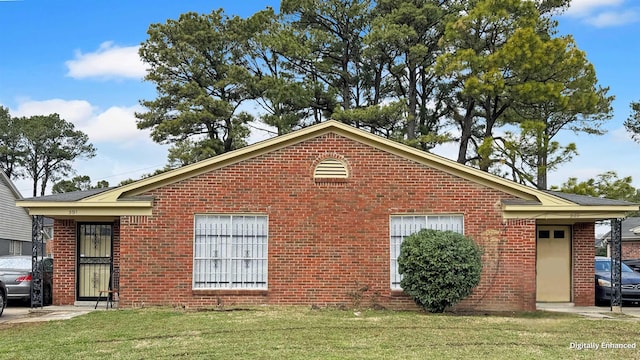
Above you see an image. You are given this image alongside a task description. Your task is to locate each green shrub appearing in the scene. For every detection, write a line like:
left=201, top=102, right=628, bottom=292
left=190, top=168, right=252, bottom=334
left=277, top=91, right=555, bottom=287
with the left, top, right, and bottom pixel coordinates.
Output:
left=398, top=229, right=482, bottom=313
left=595, top=246, right=607, bottom=257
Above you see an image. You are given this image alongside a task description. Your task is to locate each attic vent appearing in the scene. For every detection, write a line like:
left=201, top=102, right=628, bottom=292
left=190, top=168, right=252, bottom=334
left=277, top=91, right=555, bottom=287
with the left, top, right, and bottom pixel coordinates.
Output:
left=314, top=158, right=348, bottom=179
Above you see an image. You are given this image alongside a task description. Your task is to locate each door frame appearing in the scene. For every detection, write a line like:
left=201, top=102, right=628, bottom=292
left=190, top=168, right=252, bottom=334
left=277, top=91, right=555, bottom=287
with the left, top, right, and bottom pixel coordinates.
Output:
left=76, top=222, right=114, bottom=301
left=536, top=225, right=572, bottom=302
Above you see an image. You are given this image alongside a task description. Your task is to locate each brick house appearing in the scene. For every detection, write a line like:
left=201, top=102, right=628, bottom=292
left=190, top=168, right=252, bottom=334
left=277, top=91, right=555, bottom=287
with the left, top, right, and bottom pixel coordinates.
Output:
left=601, top=217, right=640, bottom=259
left=17, top=121, right=638, bottom=311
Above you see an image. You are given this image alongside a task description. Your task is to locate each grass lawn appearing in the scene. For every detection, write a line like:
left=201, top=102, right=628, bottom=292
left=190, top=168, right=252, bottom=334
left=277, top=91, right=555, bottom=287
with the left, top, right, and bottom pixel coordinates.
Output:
left=1, top=307, right=639, bottom=359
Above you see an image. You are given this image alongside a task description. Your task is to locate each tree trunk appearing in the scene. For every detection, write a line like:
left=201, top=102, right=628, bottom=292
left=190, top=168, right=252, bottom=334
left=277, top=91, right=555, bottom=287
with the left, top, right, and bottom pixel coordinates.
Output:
left=223, top=118, right=234, bottom=152
left=406, top=61, right=418, bottom=140
left=536, top=128, right=550, bottom=190
left=457, top=100, right=476, bottom=164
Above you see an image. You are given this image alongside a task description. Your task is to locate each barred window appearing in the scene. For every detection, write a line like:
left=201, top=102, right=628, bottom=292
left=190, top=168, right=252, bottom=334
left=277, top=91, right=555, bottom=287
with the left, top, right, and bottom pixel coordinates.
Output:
left=390, top=215, right=464, bottom=290
left=193, top=215, right=268, bottom=290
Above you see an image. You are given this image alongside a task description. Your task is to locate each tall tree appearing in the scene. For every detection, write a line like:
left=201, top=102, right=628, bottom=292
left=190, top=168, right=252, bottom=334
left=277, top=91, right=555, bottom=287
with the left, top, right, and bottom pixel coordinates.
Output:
left=165, top=138, right=218, bottom=168
left=435, top=0, right=605, bottom=176
left=436, top=0, right=541, bottom=169
left=494, top=36, right=613, bottom=189
left=552, top=172, right=640, bottom=215
left=135, top=1, right=613, bottom=188
left=0, top=106, right=26, bottom=179
left=495, top=120, right=578, bottom=187
left=625, top=101, right=640, bottom=142
left=242, top=8, right=314, bottom=134
left=137, top=9, right=257, bottom=156
left=331, top=101, right=407, bottom=138
left=19, top=114, right=96, bottom=196
left=52, top=175, right=92, bottom=193
left=280, top=0, right=373, bottom=114
left=367, top=0, right=457, bottom=147
left=52, top=175, right=109, bottom=193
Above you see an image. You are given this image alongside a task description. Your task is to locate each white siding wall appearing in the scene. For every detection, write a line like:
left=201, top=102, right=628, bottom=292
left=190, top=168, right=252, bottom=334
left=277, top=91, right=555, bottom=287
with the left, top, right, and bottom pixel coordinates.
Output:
left=0, top=177, right=32, bottom=242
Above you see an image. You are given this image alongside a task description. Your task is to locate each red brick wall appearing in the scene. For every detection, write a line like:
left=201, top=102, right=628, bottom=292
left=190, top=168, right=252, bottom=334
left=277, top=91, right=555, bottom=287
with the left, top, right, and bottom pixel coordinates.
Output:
left=111, top=133, right=538, bottom=311
left=52, top=219, right=76, bottom=305
left=623, top=241, right=640, bottom=259
left=573, top=223, right=595, bottom=306
left=53, top=133, right=596, bottom=311
left=454, top=219, right=537, bottom=311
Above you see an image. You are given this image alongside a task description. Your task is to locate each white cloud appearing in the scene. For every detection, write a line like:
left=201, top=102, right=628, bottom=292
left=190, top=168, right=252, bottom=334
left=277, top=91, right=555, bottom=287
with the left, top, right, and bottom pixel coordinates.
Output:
left=82, top=105, right=152, bottom=144
left=11, top=98, right=152, bottom=145
left=7, top=98, right=168, bottom=194
left=585, top=9, right=640, bottom=27
left=564, top=0, right=640, bottom=27
left=65, top=41, right=147, bottom=80
left=611, top=125, right=637, bottom=144
left=565, top=0, right=624, bottom=16
left=12, top=98, right=94, bottom=123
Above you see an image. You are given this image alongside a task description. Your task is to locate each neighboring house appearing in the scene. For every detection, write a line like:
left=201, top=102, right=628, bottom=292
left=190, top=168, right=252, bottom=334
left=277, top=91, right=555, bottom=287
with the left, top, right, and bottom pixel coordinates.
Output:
left=43, top=217, right=54, bottom=257
left=16, top=121, right=638, bottom=311
left=600, top=217, right=640, bottom=259
left=0, top=171, right=32, bottom=256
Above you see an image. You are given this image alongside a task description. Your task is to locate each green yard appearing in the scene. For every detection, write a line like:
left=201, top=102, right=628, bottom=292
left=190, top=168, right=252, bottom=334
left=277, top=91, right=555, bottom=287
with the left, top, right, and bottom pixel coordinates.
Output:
left=1, top=307, right=639, bottom=359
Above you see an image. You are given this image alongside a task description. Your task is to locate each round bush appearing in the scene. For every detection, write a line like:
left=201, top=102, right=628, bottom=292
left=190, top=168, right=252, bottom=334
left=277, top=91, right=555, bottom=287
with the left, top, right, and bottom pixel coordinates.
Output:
left=398, top=229, right=482, bottom=313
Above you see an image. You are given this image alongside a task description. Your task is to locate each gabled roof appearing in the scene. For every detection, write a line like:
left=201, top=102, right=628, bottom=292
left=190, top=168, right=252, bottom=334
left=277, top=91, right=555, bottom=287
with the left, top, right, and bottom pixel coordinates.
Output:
left=1, top=171, right=30, bottom=218
left=16, top=120, right=639, bottom=220
left=24, top=187, right=114, bottom=202
left=601, top=217, right=640, bottom=241
left=543, top=190, right=634, bottom=206
left=1, top=171, right=23, bottom=200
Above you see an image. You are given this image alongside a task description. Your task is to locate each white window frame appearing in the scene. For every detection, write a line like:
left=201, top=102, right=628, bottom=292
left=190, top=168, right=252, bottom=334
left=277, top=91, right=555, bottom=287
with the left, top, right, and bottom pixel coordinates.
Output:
left=390, top=215, right=464, bottom=290
left=9, top=240, right=22, bottom=255
left=193, top=214, right=268, bottom=290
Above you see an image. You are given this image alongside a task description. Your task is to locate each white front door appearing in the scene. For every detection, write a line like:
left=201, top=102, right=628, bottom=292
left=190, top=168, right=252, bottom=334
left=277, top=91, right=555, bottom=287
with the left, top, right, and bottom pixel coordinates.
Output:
left=536, top=226, right=571, bottom=302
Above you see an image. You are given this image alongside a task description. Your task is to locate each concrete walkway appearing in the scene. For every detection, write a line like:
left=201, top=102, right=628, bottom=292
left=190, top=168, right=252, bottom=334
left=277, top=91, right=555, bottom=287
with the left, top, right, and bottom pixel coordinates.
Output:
left=0, top=304, right=100, bottom=324
left=537, top=302, right=640, bottom=319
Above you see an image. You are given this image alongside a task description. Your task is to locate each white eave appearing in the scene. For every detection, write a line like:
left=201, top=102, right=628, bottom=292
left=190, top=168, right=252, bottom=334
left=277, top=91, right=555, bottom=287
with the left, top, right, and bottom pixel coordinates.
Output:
left=16, top=199, right=154, bottom=218
left=502, top=203, right=639, bottom=220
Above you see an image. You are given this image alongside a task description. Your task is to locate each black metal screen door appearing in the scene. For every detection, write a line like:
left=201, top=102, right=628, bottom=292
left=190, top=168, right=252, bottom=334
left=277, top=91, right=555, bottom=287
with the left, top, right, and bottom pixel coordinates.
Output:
left=77, top=224, right=113, bottom=300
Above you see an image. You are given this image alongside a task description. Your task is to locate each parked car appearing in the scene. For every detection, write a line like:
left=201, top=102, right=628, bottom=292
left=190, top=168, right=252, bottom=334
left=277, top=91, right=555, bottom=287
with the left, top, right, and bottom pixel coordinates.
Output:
left=623, top=258, right=640, bottom=273
left=0, top=256, right=53, bottom=306
left=595, top=256, right=640, bottom=306
left=0, top=278, right=6, bottom=316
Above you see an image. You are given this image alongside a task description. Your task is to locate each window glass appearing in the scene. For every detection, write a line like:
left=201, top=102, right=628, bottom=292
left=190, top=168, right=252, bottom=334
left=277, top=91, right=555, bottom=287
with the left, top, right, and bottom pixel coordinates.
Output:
left=193, top=215, right=268, bottom=290
left=390, top=215, right=464, bottom=289
left=8, top=240, right=22, bottom=255
left=538, top=230, right=550, bottom=239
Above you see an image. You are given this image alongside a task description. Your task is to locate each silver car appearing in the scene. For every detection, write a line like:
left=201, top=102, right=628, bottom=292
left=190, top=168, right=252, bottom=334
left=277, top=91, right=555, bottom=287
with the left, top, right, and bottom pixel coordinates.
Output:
left=0, top=278, right=6, bottom=316
left=0, top=256, right=53, bottom=306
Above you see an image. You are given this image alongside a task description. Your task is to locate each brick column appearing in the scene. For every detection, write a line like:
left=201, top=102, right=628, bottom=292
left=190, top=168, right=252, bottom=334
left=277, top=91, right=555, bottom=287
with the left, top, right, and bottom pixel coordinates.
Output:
left=573, top=222, right=595, bottom=306
left=53, top=219, right=76, bottom=305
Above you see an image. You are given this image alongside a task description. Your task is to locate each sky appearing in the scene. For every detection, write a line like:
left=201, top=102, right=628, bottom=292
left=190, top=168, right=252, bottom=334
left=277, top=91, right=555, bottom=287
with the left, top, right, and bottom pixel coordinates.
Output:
left=0, top=0, right=639, bottom=197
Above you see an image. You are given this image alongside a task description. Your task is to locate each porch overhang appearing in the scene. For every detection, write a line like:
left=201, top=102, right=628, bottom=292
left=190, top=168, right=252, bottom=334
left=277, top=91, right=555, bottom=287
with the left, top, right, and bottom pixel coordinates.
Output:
left=16, top=199, right=153, bottom=218
left=502, top=203, right=639, bottom=221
